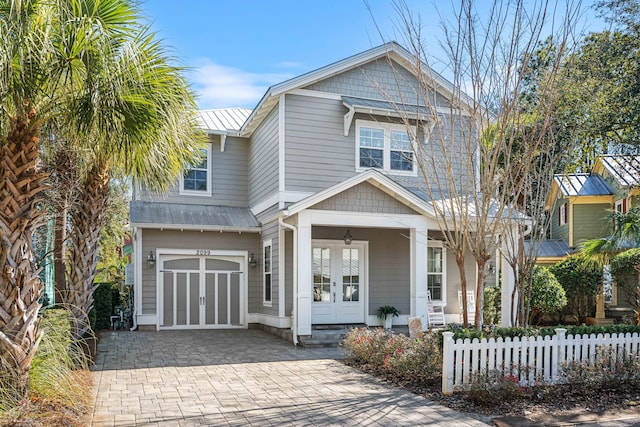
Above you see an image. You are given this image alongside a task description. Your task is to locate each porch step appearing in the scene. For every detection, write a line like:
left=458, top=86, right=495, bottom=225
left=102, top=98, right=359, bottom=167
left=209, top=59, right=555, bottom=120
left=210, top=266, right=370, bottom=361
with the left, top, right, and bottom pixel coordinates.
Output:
left=298, top=324, right=364, bottom=348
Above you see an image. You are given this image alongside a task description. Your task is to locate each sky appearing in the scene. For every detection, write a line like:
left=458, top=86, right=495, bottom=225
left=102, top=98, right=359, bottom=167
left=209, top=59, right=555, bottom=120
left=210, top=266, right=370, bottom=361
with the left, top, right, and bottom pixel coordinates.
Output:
left=139, top=1, right=606, bottom=110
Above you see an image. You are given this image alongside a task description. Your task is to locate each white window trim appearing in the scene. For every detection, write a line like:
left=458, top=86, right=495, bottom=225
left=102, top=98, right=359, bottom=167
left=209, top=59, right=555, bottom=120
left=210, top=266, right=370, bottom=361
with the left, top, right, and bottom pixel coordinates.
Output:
left=355, top=119, right=418, bottom=177
left=263, top=239, right=273, bottom=307
left=427, top=241, right=446, bottom=305
left=559, top=202, right=567, bottom=226
left=179, top=143, right=212, bottom=197
left=615, top=199, right=626, bottom=214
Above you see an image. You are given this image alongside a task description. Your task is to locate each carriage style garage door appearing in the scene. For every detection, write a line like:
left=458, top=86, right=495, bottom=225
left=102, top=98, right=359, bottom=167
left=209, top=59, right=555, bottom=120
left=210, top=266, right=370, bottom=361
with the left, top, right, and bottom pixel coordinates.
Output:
left=158, top=254, right=245, bottom=329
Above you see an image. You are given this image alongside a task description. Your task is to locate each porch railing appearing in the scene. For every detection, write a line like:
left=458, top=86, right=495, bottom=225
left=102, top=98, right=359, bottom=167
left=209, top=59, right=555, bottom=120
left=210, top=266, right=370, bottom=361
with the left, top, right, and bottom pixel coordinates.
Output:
left=442, top=328, right=640, bottom=394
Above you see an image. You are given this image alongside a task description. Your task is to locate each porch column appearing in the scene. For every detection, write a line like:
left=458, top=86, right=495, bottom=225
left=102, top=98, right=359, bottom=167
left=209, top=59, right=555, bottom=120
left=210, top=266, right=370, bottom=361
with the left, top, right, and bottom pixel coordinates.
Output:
left=411, top=219, right=429, bottom=324
left=296, top=211, right=312, bottom=336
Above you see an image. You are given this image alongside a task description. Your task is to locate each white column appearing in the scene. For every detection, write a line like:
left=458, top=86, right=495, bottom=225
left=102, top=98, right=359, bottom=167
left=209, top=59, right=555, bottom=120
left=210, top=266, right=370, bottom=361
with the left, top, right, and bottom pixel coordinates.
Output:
left=500, top=235, right=515, bottom=327
left=296, top=211, right=312, bottom=335
left=411, top=219, right=429, bottom=322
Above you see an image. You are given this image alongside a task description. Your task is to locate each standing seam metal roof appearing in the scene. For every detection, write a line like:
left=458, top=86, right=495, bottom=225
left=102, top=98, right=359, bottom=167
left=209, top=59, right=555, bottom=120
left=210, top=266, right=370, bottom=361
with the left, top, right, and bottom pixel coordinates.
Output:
left=553, top=174, right=613, bottom=197
left=197, top=108, right=252, bottom=133
left=599, top=155, right=640, bottom=188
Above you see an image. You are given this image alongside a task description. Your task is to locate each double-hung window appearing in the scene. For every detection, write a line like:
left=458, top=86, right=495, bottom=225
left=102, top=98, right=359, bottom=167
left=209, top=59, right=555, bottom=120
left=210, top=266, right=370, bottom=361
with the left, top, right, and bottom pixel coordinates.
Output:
left=356, top=120, right=416, bottom=175
left=559, top=202, right=567, bottom=226
left=263, top=239, right=272, bottom=306
left=180, top=144, right=211, bottom=196
left=427, top=243, right=446, bottom=302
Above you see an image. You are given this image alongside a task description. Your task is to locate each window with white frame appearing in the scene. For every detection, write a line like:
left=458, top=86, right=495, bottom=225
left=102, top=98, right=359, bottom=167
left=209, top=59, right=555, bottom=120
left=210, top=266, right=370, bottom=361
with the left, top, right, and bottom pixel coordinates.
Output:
left=356, top=120, right=416, bottom=174
left=559, top=202, right=567, bottom=226
left=180, top=144, right=211, bottom=196
left=427, top=244, right=445, bottom=302
left=263, top=240, right=272, bottom=305
left=615, top=198, right=627, bottom=214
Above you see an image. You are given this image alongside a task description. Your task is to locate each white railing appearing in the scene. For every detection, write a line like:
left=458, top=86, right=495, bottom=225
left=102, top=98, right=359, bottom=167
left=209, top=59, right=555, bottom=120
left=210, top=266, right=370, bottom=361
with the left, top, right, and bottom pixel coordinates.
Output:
left=441, top=328, right=640, bottom=394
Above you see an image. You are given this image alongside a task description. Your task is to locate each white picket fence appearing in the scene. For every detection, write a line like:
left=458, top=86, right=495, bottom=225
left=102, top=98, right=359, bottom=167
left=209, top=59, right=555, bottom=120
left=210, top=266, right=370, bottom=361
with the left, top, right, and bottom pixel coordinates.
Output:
left=441, top=328, right=640, bottom=394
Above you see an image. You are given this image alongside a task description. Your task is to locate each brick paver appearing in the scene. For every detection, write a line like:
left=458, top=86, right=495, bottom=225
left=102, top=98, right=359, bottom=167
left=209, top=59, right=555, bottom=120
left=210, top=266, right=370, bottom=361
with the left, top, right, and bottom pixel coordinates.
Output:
left=89, top=329, right=490, bottom=426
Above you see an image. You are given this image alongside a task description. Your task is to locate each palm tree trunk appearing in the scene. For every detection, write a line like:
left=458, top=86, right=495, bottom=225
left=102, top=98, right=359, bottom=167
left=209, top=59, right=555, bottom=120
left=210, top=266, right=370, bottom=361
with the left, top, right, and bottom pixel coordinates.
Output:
left=65, top=160, right=110, bottom=342
left=0, top=116, right=47, bottom=396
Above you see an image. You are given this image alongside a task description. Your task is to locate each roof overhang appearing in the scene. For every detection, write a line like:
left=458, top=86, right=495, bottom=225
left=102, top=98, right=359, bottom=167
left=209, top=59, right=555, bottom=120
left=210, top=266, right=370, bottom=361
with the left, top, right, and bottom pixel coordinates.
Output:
left=129, top=223, right=261, bottom=233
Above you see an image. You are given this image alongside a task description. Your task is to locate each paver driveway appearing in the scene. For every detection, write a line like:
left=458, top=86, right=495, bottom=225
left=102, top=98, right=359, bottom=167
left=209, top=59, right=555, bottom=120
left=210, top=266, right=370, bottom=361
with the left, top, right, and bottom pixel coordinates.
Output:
left=89, top=329, right=490, bottom=426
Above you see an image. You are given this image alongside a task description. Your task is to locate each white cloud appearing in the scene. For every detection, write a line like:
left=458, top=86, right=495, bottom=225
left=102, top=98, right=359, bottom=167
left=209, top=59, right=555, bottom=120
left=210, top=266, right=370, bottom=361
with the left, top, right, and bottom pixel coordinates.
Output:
left=189, top=59, right=294, bottom=109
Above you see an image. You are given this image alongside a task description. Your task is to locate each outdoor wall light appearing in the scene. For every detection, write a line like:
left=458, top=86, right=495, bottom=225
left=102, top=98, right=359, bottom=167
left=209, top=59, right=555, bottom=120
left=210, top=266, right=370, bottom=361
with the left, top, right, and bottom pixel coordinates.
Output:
left=147, top=251, right=156, bottom=268
left=343, top=229, right=353, bottom=245
left=248, top=253, right=257, bottom=268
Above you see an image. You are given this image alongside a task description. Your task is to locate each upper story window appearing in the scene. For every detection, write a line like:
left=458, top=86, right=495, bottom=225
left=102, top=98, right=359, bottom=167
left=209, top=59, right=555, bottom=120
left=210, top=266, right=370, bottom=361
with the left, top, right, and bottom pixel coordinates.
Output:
left=263, top=239, right=272, bottom=306
left=180, top=144, right=211, bottom=196
left=615, top=198, right=627, bottom=214
left=559, top=202, right=567, bottom=226
left=356, top=120, right=416, bottom=175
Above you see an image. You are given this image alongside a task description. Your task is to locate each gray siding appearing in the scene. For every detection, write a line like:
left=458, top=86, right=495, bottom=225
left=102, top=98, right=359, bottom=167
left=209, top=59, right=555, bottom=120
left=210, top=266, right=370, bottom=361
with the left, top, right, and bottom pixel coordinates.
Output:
left=311, top=182, right=417, bottom=214
left=139, top=135, right=249, bottom=207
left=284, top=93, right=470, bottom=198
left=260, top=220, right=280, bottom=317
left=573, top=203, right=611, bottom=245
left=284, top=231, right=293, bottom=316
left=140, top=229, right=260, bottom=315
left=550, top=197, right=570, bottom=242
left=304, top=58, right=450, bottom=107
left=249, top=105, right=279, bottom=209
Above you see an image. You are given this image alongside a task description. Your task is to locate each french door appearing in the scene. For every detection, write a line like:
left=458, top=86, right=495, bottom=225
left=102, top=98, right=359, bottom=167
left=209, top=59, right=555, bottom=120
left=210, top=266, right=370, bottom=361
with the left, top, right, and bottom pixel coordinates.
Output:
left=311, top=241, right=365, bottom=324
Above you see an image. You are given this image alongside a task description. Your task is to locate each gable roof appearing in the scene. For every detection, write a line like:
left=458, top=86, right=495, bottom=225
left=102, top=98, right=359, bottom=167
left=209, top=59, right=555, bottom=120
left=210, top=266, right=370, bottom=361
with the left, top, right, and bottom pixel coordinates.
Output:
left=545, top=173, right=613, bottom=210
left=240, top=41, right=468, bottom=137
left=282, top=169, right=436, bottom=218
left=595, top=155, right=640, bottom=188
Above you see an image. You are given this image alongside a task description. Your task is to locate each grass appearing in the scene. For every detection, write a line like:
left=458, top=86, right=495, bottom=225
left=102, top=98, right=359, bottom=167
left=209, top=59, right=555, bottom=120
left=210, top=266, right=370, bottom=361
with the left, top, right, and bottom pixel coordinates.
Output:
left=0, top=309, right=93, bottom=427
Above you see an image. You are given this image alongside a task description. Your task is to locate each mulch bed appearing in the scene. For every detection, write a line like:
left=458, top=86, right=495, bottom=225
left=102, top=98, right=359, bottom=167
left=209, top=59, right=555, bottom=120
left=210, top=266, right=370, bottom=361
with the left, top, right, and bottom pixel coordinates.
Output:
left=342, top=359, right=640, bottom=419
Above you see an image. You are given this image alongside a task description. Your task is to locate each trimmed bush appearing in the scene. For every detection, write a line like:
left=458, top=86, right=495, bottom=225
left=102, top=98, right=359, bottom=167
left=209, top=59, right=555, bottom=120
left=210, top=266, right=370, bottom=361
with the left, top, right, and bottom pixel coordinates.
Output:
left=527, top=266, right=567, bottom=325
left=549, top=255, right=602, bottom=323
left=483, top=286, right=501, bottom=325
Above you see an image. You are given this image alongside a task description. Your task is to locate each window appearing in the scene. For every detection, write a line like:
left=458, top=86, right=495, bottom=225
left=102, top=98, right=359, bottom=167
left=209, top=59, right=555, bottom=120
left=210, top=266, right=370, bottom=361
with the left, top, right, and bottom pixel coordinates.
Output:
left=356, top=120, right=416, bottom=175
left=615, top=198, right=627, bottom=214
left=427, top=244, right=445, bottom=302
left=559, top=202, right=567, bottom=226
left=180, top=145, right=211, bottom=196
left=263, top=240, right=272, bottom=305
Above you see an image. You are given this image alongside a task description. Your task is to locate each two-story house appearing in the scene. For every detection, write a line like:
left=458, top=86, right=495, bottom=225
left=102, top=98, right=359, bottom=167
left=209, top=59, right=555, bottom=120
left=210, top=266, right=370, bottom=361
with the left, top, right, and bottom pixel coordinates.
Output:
left=129, top=42, right=514, bottom=342
left=543, top=154, right=640, bottom=322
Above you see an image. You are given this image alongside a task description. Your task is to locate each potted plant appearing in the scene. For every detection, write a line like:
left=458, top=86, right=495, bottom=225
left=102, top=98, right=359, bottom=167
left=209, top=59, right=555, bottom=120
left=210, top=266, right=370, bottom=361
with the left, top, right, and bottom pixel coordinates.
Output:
left=377, top=305, right=400, bottom=329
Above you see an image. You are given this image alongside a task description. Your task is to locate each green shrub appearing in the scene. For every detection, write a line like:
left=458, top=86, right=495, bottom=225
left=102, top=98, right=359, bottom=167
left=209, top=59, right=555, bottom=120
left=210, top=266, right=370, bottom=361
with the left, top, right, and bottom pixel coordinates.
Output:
left=549, top=255, right=602, bottom=323
left=343, top=327, right=442, bottom=385
left=611, top=248, right=640, bottom=323
left=91, top=282, right=120, bottom=330
left=526, top=266, right=567, bottom=325
left=483, top=286, right=501, bottom=325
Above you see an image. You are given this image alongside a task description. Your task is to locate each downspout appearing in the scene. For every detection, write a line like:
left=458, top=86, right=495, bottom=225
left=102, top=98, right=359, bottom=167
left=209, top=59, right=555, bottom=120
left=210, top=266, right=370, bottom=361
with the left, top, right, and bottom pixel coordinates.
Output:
left=279, top=217, right=298, bottom=345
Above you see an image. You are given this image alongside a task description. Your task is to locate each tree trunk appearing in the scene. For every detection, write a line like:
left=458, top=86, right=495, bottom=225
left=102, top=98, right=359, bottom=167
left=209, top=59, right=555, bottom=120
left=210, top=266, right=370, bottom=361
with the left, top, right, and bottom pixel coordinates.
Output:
left=0, top=115, right=47, bottom=397
left=475, top=259, right=488, bottom=330
left=64, top=160, right=110, bottom=342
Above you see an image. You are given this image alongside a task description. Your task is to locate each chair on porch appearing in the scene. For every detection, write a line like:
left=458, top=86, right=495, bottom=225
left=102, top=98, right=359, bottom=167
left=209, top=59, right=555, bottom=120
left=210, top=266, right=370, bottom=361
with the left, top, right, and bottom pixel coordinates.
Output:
left=458, top=290, right=475, bottom=323
left=426, top=290, right=446, bottom=328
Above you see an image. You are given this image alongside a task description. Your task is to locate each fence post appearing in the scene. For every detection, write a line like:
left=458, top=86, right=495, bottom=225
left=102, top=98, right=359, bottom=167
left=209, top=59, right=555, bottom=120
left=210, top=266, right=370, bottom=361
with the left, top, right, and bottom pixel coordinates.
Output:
left=442, top=331, right=455, bottom=395
left=553, top=328, right=567, bottom=383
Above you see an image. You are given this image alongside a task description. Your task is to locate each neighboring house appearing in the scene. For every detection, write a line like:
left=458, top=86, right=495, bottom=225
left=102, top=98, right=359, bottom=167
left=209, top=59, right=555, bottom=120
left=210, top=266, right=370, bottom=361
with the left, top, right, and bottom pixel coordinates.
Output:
left=129, top=42, right=513, bottom=342
left=542, top=154, right=640, bottom=322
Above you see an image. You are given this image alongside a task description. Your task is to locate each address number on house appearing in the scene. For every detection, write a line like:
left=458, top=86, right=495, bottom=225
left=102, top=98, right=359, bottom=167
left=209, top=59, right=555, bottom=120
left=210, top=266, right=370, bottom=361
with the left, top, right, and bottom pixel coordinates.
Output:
left=195, top=250, right=211, bottom=256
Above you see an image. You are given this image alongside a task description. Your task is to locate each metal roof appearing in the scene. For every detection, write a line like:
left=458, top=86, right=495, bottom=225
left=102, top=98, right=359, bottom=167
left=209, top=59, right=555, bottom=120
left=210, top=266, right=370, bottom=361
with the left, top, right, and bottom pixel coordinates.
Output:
left=130, top=201, right=260, bottom=231
left=342, top=96, right=430, bottom=116
left=525, top=239, right=574, bottom=258
left=553, top=174, right=613, bottom=197
left=599, top=155, right=640, bottom=188
left=196, top=108, right=252, bottom=133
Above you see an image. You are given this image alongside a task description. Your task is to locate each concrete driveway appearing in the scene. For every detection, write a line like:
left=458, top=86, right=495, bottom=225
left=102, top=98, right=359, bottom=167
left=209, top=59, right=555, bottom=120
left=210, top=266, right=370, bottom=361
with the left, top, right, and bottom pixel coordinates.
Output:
left=89, top=329, right=489, bottom=426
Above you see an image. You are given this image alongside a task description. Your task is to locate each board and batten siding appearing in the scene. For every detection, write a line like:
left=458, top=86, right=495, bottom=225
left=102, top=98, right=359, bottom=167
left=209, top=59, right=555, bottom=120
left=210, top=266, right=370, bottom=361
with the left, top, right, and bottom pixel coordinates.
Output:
left=138, top=134, right=249, bottom=207
left=573, top=203, right=611, bottom=245
left=140, top=229, right=261, bottom=315
left=249, top=105, right=279, bottom=209
left=260, top=220, right=280, bottom=317
left=303, top=58, right=451, bottom=108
